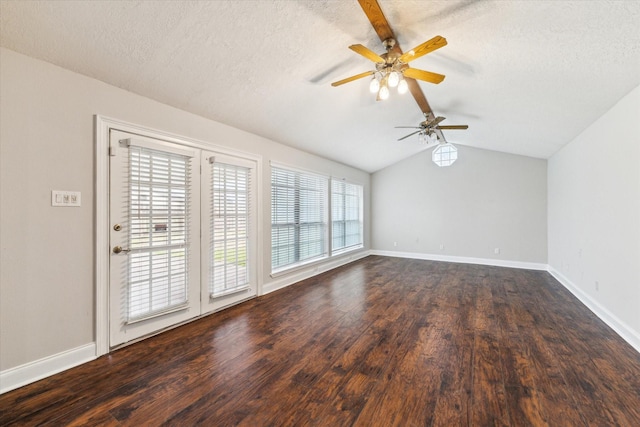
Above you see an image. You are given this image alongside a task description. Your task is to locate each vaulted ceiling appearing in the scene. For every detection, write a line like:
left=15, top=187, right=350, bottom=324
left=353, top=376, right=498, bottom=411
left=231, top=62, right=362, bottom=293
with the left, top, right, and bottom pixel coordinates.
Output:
left=1, top=0, right=639, bottom=172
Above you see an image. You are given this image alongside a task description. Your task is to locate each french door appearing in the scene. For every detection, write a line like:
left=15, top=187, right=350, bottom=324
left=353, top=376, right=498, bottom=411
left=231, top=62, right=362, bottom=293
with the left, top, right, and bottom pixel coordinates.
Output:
left=109, top=130, right=257, bottom=347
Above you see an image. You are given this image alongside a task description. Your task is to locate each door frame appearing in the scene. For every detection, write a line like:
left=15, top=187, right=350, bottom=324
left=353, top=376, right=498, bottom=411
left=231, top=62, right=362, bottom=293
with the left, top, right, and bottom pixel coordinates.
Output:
left=95, top=115, right=263, bottom=357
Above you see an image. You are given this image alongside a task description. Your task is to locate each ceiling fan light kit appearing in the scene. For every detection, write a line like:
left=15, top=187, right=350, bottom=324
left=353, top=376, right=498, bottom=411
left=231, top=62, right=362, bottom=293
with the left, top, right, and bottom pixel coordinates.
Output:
left=331, top=35, right=447, bottom=101
left=419, top=131, right=438, bottom=145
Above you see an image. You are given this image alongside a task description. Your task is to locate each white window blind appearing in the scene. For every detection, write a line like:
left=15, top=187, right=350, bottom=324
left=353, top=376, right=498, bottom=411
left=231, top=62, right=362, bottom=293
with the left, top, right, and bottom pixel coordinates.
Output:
left=209, top=161, right=250, bottom=297
left=127, top=147, right=191, bottom=321
left=271, top=166, right=328, bottom=271
left=331, top=180, right=363, bottom=252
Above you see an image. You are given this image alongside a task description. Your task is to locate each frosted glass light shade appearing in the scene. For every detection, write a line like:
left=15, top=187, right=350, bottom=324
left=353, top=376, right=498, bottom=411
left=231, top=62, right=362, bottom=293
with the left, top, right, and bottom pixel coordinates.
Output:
left=397, top=79, right=408, bottom=94
left=388, top=71, right=399, bottom=88
left=379, top=85, right=390, bottom=100
left=369, top=77, right=380, bottom=93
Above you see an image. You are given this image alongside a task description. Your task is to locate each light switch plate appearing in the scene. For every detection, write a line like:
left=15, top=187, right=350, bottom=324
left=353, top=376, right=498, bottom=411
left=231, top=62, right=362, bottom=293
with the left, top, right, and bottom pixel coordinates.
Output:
left=52, top=190, right=81, bottom=207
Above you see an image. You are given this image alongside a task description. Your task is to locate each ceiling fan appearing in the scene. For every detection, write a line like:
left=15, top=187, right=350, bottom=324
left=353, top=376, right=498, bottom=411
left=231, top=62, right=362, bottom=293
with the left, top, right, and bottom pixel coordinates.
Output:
left=331, top=35, right=447, bottom=100
left=338, top=0, right=446, bottom=142
left=396, top=115, right=468, bottom=142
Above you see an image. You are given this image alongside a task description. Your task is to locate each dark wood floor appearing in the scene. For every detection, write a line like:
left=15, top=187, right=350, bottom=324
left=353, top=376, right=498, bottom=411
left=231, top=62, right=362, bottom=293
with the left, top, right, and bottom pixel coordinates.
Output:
left=2, top=256, right=640, bottom=426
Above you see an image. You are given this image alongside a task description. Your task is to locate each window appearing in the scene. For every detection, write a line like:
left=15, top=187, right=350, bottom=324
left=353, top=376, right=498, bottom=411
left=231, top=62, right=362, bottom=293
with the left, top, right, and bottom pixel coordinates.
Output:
left=271, top=165, right=365, bottom=274
left=209, top=161, right=250, bottom=297
left=331, top=180, right=363, bottom=253
left=271, top=166, right=328, bottom=271
left=432, top=143, right=458, bottom=167
left=127, top=146, right=191, bottom=321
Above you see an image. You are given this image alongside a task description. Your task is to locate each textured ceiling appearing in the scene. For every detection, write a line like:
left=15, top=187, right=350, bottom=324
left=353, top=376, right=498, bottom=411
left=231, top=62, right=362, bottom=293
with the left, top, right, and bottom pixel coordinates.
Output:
left=1, top=0, right=639, bottom=172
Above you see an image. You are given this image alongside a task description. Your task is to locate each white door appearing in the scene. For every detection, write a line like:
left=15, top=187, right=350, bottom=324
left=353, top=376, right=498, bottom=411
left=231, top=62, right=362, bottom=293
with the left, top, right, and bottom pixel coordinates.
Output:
left=108, top=130, right=258, bottom=348
left=109, top=130, right=201, bottom=347
left=201, top=152, right=258, bottom=313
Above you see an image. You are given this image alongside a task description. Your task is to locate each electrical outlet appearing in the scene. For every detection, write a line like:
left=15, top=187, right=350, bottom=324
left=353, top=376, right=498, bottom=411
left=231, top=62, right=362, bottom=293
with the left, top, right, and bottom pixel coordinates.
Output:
left=439, top=244, right=444, bottom=251
left=494, top=248, right=500, bottom=254
left=393, top=241, right=397, bottom=247
left=595, top=281, right=599, bottom=291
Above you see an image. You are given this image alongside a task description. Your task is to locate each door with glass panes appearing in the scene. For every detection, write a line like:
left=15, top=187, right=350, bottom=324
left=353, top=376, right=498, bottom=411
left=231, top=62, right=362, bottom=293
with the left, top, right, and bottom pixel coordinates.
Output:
left=109, top=130, right=257, bottom=347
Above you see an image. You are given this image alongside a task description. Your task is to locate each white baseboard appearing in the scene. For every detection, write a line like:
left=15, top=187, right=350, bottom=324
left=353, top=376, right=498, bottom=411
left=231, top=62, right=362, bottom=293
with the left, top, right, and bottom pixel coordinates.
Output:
left=0, top=343, right=96, bottom=394
left=369, top=249, right=548, bottom=271
left=548, top=267, right=640, bottom=354
left=262, top=250, right=371, bottom=295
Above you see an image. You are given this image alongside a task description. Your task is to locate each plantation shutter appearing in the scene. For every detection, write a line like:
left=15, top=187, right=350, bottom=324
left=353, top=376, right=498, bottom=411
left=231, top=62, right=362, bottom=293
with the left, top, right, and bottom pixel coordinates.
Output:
left=271, top=166, right=328, bottom=271
left=331, top=180, right=364, bottom=252
left=209, top=160, right=251, bottom=297
left=127, top=144, right=192, bottom=322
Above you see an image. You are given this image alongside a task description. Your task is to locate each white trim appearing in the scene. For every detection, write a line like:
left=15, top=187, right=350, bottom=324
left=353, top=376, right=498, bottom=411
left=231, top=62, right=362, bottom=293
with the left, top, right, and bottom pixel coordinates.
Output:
left=263, top=250, right=370, bottom=295
left=369, top=250, right=548, bottom=271
left=270, top=254, right=329, bottom=279
left=95, top=116, right=110, bottom=356
left=548, top=267, right=640, bottom=354
left=99, top=115, right=262, bottom=160
left=0, top=344, right=96, bottom=394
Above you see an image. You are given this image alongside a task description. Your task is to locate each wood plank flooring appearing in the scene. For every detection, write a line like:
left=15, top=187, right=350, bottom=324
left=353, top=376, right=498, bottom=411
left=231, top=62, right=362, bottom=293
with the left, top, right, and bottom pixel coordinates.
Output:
left=2, top=256, right=640, bottom=426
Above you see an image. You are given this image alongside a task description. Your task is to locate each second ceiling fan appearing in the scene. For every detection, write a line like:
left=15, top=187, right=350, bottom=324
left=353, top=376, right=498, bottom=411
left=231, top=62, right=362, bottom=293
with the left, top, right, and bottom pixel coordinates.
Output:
left=396, top=115, right=468, bottom=142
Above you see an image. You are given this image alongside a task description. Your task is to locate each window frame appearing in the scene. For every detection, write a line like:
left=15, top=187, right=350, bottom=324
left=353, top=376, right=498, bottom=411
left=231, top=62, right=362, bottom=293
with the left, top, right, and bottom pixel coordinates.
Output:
left=330, top=178, right=364, bottom=256
left=270, top=163, right=365, bottom=276
left=270, top=164, right=329, bottom=274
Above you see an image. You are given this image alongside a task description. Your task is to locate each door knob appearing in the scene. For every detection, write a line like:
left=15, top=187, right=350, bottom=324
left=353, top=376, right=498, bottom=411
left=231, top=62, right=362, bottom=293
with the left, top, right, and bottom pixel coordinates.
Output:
left=112, top=246, right=131, bottom=254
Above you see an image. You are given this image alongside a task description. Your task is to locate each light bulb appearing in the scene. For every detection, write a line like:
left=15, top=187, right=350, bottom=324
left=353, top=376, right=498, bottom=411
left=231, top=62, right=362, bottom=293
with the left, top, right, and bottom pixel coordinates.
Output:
left=378, top=85, right=390, bottom=100
left=388, top=71, right=399, bottom=88
left=369, top=77, right=380, bottom=93
left=419, top=132, right=428, bottom=144
left=397, top=78, right=408, bottom=94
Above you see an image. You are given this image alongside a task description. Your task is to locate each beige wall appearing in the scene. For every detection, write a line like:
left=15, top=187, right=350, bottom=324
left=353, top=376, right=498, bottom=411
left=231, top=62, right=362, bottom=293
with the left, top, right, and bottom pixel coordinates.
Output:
left=548, top=84, right=640, bottom=346
left=371, top=145, right=547, bottom=264
left=0, top=48, right=370, bottom=371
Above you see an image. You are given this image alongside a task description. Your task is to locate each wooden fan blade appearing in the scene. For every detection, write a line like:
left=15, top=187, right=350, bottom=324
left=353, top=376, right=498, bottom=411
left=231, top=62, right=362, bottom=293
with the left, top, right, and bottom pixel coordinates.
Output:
left=398, top=130, right=422, bottom=141
left=349, top=44, right=384, bottom=63
left=398, top=36, right=448, bottom=63
left=403, top=68, right=445, bottom=84
left=438, top=125, right=469, bottom=130
left=331, top=71, right=374, bottom=87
